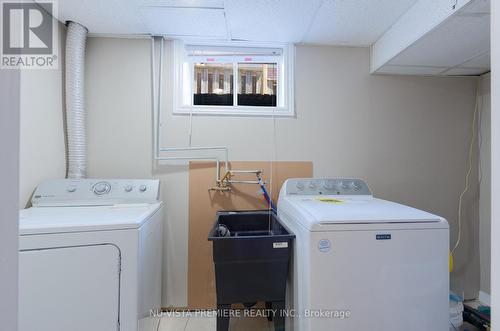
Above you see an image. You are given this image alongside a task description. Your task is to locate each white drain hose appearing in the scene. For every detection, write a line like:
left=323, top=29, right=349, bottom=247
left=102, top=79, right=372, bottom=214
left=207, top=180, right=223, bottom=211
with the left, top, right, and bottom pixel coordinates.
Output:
left=65, top=22, right=88, bottom=179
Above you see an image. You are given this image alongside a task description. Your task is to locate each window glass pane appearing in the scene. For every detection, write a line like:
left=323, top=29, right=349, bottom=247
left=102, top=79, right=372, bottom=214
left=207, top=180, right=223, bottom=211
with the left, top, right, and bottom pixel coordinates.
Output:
left=193, top=63, right=233, bottom=106
left=237, top=63, right=277, bottom=107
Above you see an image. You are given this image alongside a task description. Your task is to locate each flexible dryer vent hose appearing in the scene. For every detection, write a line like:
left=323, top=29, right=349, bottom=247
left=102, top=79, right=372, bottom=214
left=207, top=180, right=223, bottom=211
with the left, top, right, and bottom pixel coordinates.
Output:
left=65, top=22, right=88, bottom=179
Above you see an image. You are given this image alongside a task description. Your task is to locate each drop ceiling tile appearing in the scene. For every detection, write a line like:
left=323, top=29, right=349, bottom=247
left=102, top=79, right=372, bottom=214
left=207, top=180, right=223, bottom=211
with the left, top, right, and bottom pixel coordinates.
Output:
left=388, top=14, right=490, bottom=67
left=139, top=7, right=227, bottom=37
left=443, top=67, right=489, bottom=76
left=224, top=0, right=322, bottom=43
left=461, top=52, right=490, bottom=68
left=140, top=0, right=224, bottom=8
left=305, top=0, right=418, bottom=45
left=59, top=0, right=147, bottom=34
left=376, top=65, right=447, bottom=75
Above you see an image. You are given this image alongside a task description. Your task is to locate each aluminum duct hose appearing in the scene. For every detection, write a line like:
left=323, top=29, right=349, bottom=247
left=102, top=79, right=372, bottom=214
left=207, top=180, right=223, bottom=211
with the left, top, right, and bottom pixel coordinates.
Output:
left=65, top=22, right=88, bottom=179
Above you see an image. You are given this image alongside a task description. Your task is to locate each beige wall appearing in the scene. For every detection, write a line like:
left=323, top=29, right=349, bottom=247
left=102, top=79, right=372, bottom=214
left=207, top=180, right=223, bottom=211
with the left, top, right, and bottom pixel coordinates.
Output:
left=479, top=73, right=491, bottom=299
left=83, top=37, right=481, bottom=305
left=19, top=23, right=66, bottom=207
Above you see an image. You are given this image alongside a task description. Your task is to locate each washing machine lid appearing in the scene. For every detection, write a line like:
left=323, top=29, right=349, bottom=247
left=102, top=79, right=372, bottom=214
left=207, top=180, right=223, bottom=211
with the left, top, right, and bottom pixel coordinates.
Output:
left=279, top=195, right=444, bottom=231
left=278, top=178, right=446, bottom=231
left=19, top=202, right=162, bottom=235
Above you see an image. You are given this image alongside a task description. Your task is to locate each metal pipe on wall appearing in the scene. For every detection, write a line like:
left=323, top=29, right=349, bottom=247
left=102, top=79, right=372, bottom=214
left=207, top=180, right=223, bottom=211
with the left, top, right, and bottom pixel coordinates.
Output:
left=151, top=36, right=231, bottom=181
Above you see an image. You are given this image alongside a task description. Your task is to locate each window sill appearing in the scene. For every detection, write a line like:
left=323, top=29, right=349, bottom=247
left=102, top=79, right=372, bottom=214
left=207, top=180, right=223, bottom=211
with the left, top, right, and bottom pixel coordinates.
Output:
left=173, top=106, right=295, bottom=118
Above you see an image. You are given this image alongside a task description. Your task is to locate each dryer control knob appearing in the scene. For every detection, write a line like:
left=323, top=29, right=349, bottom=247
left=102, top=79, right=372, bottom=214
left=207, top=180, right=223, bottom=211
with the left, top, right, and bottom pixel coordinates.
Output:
left=93, top=182, right=111, bottom=195
left=139, top=185, right=147, bottom=192
left=338, top=181, right=349, bottom=191
left=67, top=186, right=77, bottom=193
left=350, top=181, right=361, bottom=191
left=322, top=181, right=334, bottom=190
left=296, top=182, right=305, bottom=191
left=308, top=182, right=317, bottom=190
left=124, top=185, right=133, bottom=192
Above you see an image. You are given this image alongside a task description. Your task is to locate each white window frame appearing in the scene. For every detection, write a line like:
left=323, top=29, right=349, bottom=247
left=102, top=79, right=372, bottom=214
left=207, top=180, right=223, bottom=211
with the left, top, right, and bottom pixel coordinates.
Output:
left=173, top=40, right=295, bottom=117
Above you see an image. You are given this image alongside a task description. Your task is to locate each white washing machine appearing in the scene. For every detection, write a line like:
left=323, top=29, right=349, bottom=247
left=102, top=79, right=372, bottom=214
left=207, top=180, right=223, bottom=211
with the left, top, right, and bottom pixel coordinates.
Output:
left=19, top=179, right=164, bottom=331
left=277, top=178, right=449, bottom=331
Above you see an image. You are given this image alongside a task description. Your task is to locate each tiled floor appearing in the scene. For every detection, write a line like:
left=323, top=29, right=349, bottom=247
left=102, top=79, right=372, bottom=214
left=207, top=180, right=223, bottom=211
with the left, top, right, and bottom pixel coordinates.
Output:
left=140, top=315, right=273, bottom=331
left=139, top=315, right=481, bottom=331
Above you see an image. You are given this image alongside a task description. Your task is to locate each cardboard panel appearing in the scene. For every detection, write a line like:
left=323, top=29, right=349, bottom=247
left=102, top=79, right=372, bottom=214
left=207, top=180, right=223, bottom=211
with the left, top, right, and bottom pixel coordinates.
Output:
left=188, top=161, right=313, bottom=309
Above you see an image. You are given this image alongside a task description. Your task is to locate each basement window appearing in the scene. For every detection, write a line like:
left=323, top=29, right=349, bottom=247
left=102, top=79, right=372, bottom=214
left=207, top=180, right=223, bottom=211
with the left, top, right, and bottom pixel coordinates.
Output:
left=173, top=41, right=294, bottom=116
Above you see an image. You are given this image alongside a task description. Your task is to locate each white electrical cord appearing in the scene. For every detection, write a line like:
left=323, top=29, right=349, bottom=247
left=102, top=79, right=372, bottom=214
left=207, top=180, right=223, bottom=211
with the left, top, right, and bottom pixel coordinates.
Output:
left=268, top=109, right=278, bottom=231
left=188, top=106, right=193, bottom=147
left=270, top=112, right=278, bottom=208
left=451, top=80, right=481, bottom=255
left=478, top=83, right=484, bottom=187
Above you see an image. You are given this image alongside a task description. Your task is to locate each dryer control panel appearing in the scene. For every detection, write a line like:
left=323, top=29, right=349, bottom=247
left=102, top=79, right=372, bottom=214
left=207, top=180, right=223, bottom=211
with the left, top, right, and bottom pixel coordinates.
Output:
left=31, top=179, right=160, bottom=206
left=283, top=178, right=372, bottom=196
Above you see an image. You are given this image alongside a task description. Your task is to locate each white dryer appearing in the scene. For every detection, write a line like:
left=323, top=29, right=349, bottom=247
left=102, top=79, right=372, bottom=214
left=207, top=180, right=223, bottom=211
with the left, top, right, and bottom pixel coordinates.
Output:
left=278, top=178, right=449, bottom=331
left=19, top=179, right=164, bottom=331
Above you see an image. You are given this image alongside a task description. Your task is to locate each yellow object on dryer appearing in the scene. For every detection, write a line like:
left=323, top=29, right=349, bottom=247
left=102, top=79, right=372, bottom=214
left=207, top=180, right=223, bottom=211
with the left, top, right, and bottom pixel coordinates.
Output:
left=317, top=198, right=344, bottom=204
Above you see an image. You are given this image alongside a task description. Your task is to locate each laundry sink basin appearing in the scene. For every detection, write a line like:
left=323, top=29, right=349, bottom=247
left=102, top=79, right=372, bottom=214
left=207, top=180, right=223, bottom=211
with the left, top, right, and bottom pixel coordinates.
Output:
left=208, top=210, right=294, bottom=331
left=210, top=210, right=292, bottom=238
left=208, top=210, right=294, bottom=265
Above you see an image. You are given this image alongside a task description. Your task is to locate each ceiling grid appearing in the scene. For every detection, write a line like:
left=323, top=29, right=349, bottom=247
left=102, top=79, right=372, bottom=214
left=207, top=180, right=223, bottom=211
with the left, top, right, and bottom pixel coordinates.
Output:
left=56, top=0, right=490, bottom=75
